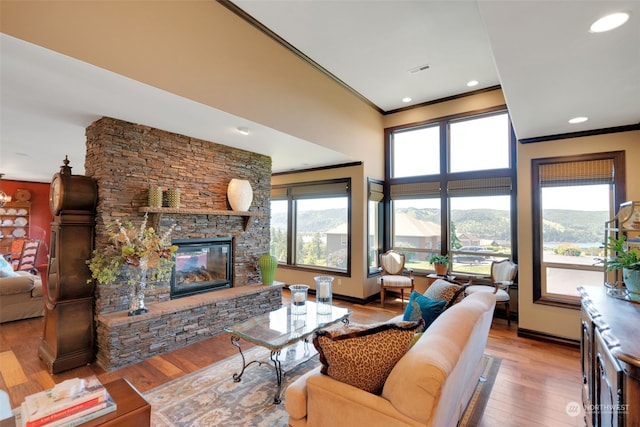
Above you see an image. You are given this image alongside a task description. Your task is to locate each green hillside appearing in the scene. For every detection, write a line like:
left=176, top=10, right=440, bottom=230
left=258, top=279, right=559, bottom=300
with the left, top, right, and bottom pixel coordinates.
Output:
left=271, top=207, right=609, bottom=244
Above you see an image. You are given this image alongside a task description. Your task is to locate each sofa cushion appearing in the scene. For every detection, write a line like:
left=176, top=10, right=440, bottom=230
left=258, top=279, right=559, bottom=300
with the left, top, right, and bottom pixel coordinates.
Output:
left=0, top=257, right=18, bottom=278
left=0, top=271, right=36, bottom=295
left=313, top=320, right=423, bottom=395
left=424, top=279, right=466, bottom=309
left=403, top=291, right=446, bottom=331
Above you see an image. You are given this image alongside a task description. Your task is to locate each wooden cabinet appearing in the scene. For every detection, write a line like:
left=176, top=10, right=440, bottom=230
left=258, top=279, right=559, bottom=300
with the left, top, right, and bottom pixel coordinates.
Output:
left=579, top=286, right=640, bottom=427
left=0, top=200, right=31, bottom=254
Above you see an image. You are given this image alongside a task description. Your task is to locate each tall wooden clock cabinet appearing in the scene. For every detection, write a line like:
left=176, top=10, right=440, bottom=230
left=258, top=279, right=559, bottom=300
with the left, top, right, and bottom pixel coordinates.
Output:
left=38, top=157, right=98, bottom=374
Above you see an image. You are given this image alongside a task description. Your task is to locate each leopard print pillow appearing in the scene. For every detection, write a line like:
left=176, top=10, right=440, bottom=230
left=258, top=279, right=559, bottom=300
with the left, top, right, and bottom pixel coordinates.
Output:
left=313, top=320, right=423, bottom=395
left=424, top=279, right=466, bottom=308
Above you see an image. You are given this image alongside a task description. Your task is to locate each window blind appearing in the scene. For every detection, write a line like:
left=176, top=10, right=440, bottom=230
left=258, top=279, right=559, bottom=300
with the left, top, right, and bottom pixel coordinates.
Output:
left=390, top=181, right=440, bottom=199
left=368, top=182, right=384, bottom=202
left=290, top=181, right=349, bottom=198
left=447, top=176, right=511, bottom=196
left=539, top=159, right=614, bottom=187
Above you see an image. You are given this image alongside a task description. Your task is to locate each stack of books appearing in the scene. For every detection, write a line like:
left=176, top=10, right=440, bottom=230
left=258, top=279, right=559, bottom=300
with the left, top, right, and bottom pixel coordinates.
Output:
left=20, top=376, right=116, bottom=427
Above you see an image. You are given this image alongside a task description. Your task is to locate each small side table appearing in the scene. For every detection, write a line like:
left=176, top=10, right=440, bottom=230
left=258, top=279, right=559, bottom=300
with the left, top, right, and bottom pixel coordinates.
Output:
left=1, top=378, right=150, bottom=427
left=426, top=273, right=456, bottom=286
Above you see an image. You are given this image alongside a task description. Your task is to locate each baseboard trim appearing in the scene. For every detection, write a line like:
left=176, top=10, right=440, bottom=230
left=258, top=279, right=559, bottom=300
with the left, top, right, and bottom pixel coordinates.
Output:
left=517, top=328, right=580, bottom=348
left=332, top=293, right=378, bottom=305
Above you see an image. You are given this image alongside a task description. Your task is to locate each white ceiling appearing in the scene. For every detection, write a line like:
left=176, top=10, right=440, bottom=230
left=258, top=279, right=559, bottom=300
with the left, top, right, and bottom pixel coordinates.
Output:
left=1, top=0, right=639, bottom=183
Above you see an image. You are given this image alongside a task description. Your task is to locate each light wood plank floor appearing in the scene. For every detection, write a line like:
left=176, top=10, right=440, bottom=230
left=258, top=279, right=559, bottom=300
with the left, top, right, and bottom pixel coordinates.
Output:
left=0, top=293, right=583, bottom=426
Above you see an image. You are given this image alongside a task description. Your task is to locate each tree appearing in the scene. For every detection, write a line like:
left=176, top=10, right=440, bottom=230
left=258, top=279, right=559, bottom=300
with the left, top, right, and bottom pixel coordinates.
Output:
left=450, top=222, right=462, bottom=249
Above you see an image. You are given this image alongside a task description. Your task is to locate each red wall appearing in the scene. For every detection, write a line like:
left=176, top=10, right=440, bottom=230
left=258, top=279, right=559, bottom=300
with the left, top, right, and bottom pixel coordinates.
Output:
left=2, top=180, right=52, bottom=268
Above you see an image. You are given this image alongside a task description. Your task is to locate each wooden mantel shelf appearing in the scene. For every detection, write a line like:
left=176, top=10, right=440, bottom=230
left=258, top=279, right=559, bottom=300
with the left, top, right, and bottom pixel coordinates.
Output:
left=138, top=207, right=260, bottom=231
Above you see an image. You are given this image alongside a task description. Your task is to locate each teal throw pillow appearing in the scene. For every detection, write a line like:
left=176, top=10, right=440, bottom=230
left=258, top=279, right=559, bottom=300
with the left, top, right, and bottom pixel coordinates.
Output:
left=0, top=257, right=19, bottom=278
left=402, top=291, right=446, bottom=331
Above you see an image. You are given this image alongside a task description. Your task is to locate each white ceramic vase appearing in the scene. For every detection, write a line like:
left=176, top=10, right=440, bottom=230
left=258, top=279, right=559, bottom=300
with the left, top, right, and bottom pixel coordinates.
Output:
left=227, top=179, right=253, bottom=211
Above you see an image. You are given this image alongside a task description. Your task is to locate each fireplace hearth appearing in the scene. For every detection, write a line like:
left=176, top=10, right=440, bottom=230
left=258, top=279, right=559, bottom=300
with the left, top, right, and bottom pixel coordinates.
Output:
left=171, top=238, right=233, bottom=298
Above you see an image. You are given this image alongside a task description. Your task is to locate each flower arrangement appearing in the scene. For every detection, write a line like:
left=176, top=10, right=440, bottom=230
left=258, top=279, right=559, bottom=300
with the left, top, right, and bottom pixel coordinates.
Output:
left=87, top=213, right=178, bottom=286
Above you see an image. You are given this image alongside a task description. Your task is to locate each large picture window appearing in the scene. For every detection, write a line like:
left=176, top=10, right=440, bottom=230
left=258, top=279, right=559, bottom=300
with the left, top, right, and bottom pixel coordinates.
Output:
left=532, top=152, right=625, bottom=306
left=270, top=179, right=351, bottom=274
left=391, top=124, right=440, bottom=178
left=386, top=108, right=515, bottom=279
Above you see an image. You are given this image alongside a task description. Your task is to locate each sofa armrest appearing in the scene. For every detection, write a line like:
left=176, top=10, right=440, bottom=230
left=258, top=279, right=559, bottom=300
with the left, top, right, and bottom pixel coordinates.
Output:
left=303, top=373, right=421, bottom=427
left=286, top=366, right=321, bottom=422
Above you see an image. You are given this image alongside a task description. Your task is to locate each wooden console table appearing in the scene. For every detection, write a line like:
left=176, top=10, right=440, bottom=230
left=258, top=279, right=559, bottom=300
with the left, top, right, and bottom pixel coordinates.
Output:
left=579, top=285, right=639, bottom=426
left=1, top=378, right=150, bottom=427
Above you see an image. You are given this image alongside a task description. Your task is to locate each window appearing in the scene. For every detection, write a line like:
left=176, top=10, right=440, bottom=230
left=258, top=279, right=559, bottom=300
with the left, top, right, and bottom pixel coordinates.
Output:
left=386, top=109, right=515, bottom=278
left=391, top=198, right=441, bottom=271
left=391, top=124, right=440, bottom=178
left=532, top=152, right=625, bottom=306
left=450, top=195, right=511, bottom=276
left=450, top=114, right=510, bottom=172
left=368, top=180, right=384, bottom=275
left=271, top=179, right=351, bottom=273
left=269, top=199, right=288, bottom=262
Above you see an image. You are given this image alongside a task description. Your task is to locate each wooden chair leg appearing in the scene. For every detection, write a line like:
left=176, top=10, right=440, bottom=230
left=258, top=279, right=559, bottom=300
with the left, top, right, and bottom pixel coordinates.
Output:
left=400, top=289, right=405, bottom=308
left=381, top=287, right=385, bottom=308
left=505, top=302, right=511, bottom=326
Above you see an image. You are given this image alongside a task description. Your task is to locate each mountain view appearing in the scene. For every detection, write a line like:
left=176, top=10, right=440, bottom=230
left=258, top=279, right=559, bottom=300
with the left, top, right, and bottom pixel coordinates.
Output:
left=271, top=208, right=609, bottom=246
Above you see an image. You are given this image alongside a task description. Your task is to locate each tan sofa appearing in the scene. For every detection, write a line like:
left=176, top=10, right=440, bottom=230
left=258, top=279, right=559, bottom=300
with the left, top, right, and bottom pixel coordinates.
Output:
left=285, top=291, right=496, bottom=427
left=0, top=271, right=44, bottom=323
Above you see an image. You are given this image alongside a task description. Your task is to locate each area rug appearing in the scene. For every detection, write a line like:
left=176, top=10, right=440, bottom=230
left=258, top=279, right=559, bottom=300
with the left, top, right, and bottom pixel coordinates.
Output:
left=458, top=354, right=502, bottom=427
left=145, top=347, right=500, bottom=427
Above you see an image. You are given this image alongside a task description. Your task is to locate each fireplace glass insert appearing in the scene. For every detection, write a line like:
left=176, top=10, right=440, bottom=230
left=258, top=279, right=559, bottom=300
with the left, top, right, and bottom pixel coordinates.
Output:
left=171, top=238, right=233, bottom=298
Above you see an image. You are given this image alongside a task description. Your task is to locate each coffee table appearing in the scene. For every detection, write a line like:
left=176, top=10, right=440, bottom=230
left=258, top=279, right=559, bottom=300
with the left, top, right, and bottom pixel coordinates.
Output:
left=224, top=301, right=351, bottom=403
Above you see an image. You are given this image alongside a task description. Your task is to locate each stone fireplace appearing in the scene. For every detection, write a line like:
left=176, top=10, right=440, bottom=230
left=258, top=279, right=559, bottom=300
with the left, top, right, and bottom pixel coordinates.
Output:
left=84, top=117, right=283, bottom=370
left=171, top=237, right=233, bottom=298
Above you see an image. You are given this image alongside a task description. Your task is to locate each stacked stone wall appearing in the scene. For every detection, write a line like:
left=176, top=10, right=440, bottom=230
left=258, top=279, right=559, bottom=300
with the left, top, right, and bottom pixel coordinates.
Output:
left=84, top=117, right=277, bottom=369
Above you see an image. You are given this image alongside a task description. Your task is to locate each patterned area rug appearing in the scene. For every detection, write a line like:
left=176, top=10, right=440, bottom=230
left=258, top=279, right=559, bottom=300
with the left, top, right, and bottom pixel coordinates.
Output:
left=145, top=346, right=500, bottom=427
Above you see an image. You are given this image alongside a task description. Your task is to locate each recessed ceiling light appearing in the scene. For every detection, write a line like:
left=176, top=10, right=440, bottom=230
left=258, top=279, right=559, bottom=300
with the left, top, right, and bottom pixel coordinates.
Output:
left=402, top=97, right=412, bottom=103
left=237, top=127, right=250, bottom=135
left=467, top=80, right=479, bottom=87
left=569, top=117, right=588, bottom=124
left=590, top=12, right=630, bottom=33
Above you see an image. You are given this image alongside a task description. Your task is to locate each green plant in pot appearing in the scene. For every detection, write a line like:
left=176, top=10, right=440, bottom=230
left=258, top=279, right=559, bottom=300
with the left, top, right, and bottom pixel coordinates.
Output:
left=602, top=236, right=640, bottom=300
left=429, top=254, right=449, bottom=276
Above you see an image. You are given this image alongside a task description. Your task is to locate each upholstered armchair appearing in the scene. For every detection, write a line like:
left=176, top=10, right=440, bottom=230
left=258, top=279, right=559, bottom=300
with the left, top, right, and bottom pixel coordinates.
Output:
left=378, top=250, right=414, bottom=308
left=465, top=259, right=517, bottom=325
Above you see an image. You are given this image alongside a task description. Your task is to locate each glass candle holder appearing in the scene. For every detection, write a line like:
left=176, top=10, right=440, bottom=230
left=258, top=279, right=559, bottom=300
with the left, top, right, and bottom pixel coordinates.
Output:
left=314, top=276, right=334, bottom=314
left=289, top=284, right=309, bottom=315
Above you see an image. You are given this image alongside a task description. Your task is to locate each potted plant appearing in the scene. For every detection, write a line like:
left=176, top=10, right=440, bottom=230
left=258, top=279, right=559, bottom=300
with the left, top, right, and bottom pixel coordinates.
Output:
left=602, top=236, right=640, bottom=299
left=87, top=213, right=178, bottom=315
left=429, top=254, right=449, bottom=276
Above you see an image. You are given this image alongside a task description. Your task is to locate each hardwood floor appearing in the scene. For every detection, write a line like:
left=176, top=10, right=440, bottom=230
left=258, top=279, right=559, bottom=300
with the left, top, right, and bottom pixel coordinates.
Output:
left=0, top=294, right=582, bottom=426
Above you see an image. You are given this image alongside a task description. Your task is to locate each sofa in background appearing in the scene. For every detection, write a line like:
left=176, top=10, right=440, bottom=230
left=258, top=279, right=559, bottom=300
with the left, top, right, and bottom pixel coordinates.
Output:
left=0, top=270, right=44, bottom=323
left=285, top=291, right=496, bottom=427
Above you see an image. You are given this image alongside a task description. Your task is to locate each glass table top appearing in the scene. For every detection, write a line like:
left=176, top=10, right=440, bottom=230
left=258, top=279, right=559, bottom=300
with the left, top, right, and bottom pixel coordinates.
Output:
left=224, top=301, right=351, bottom=351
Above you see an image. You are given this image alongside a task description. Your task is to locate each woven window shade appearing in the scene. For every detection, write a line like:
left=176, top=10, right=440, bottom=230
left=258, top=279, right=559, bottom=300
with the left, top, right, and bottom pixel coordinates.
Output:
left=447, top=176, right=511, bottom=196
left=539, top=159, right=614, bottom=187
left=390, top=181, right=440, bottom=199
left=271, top=187, right=288, bottom=199
left=290, top=181, right=349, bottom=197
left=369, top=182, right=384, bottom=202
